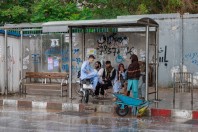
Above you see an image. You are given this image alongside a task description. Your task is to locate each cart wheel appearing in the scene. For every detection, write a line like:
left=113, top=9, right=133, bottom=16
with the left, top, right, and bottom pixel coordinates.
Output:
left=83, top=90, right=89, bottom=103
left=116, top=105, right=129, bottom=117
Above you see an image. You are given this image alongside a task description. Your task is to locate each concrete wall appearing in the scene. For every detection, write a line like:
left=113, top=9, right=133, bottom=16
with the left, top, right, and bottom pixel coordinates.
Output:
left=0, top=34, right=21, bottom=93
left=183, top=14, right=198, bottom=86
left=118, top=13, right=198, bottom=87
left=0, top=35, right=5, bottom=93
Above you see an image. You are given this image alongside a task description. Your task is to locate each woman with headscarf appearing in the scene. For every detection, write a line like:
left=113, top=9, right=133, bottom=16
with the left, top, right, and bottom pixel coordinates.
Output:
left=113, top=63, right=127, bottom=93
left=127, top=54, right=140, bottom=98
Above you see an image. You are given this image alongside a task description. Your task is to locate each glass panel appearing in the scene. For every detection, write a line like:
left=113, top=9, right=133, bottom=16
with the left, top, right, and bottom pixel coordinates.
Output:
left=22, top=35, right=42, bottom=73
left=42, top=34, right=69, bottom=72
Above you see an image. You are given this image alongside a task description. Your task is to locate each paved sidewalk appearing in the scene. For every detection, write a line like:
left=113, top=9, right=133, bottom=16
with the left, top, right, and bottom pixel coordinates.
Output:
left=0, top=87, right=197, bottom=119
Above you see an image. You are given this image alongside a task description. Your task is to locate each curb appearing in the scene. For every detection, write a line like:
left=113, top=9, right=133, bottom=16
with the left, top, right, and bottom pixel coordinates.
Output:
left=1, top=99, right=198, bottom=119
left=1, top=99, right=112, bottom=113
left=150, top=108, right=198, bottom=120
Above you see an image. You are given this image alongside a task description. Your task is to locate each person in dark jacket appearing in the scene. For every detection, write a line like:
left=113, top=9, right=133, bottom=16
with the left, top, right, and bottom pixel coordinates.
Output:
left=102, top=61, right=116, bottom=96
left=127, top=54, right=140, bottom=98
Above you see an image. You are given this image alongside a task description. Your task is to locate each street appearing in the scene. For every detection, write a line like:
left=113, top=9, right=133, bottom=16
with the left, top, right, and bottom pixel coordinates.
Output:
left=0, top=107, right=197, bottom=132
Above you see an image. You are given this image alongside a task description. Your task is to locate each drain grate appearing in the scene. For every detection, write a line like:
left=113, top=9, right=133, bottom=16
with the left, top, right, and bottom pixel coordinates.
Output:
left=58, top=111, right=90, bottom=116
left=184, top=120, right=198, bottom=125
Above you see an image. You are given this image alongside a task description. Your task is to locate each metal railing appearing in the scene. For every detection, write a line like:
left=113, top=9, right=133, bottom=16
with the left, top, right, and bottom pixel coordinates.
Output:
left=173, top=72, right=193, bottom=107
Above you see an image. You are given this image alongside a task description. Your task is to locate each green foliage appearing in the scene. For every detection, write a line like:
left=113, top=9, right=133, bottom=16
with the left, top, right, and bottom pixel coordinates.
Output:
left=31, top=0, right=93, bottom=22
left=31, top=0, right=65, bottom=22
left=137, top=3, right=149, bottom=14
left=0, top=0, right=198, bottom=24
left=0, top=0, right=93, bottom=24
left=1, top=6, right=28, bottom=23
left=80, top=0, right=198, bottom=18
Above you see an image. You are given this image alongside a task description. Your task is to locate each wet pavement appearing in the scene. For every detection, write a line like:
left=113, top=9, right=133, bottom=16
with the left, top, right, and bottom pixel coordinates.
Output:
left=150, top=88, right=198, bottom=110
left=0, top=107, right=197, bottom=132
left=1, top=87, right=198, bottom=110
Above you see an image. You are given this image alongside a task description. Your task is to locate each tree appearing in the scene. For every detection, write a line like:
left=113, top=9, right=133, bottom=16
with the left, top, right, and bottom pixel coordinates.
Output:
left=0, top=0, right=35, bottom=24
left=0, top=0, right=198, bottom=24
left=0, top=0, right=93, bottom=24
left=31, top=0, right=93, bottom=22
left=78, top=0, right=198, bottom=19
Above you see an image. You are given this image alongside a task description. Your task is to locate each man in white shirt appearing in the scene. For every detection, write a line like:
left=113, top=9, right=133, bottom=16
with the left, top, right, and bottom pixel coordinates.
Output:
left=94, top=61, right=104, bottom=97
left=80, top=55, right=98, bottom=92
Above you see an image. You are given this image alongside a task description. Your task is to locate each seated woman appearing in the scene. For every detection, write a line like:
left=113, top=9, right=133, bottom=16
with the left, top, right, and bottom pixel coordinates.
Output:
left=113, top=63, right=127, bottom=93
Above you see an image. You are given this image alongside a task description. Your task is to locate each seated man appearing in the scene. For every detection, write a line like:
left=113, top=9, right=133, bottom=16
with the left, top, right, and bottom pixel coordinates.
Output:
left=80, top=55, right=98, bottom=92
left=102, top=61, right=116, bottom=96
left=94, top=61, right=104, bottom=97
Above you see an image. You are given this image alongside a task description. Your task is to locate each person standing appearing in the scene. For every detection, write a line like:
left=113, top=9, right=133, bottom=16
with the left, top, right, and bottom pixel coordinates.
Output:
left=127, top=54, right=140, bottom=98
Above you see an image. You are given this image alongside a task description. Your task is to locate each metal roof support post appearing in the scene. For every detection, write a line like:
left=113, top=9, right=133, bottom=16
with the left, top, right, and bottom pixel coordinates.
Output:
left=82, top=27, right=85, bottom=61
left=20, top=30, right=23, bottom=86
left=41, top=34, right=43, bottom=72
left=181, top=14, right=184, bottom=73
left=155, top=27, right=159, bottom=100
left=4, top=30, right=8, bottom=95
left=69, top=27, right=73, bottom=99
left=145, top=25, right=149, bottom=101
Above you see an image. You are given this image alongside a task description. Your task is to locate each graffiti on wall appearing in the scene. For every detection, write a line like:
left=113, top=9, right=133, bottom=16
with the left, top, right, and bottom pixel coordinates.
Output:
left=96, top=33, right=143, bottom=64
left=62, top=64, right=81, bottom=72
left=97, top=46, right=137, bottom=56
left=115, top=54, right=124, bottom=63
left=72, top=46, right=82, bottom=74
left=97, top=33, right=129, bottom=47
left=72, top=58, right=83, bottom=65
left=0, top=55, right=5, bottom=62
left=159, top=46, right=169, bottom=66
left=8, top=55, right=16, bottom=73
left=44, top=46, right=82, bottom=71
left=73, top=48, right=80, bottom=54
left=185, top=52, right=198, bottom=66
left=50, top=39, right=59, bottom=47
left=31, top=54, right=40, bottom=63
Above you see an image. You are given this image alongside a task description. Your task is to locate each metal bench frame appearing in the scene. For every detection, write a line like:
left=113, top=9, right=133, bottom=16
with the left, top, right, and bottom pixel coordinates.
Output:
left=19, top=72, right=69, bottom=97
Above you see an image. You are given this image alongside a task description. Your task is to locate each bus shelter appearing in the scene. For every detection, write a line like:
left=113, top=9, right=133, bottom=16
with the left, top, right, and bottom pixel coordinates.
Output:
left=42, top=18, right=159, bottom=101
left=1, top=17, right=159, bottom=101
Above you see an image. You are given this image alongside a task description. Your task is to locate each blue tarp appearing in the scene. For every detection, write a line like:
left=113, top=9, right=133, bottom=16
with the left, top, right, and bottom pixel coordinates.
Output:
left=0, top=30, right=21, bottom=37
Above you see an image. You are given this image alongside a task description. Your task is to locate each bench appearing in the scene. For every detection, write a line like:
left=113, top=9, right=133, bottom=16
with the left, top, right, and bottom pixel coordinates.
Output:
left=19, top=72, right=69, bottom=97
